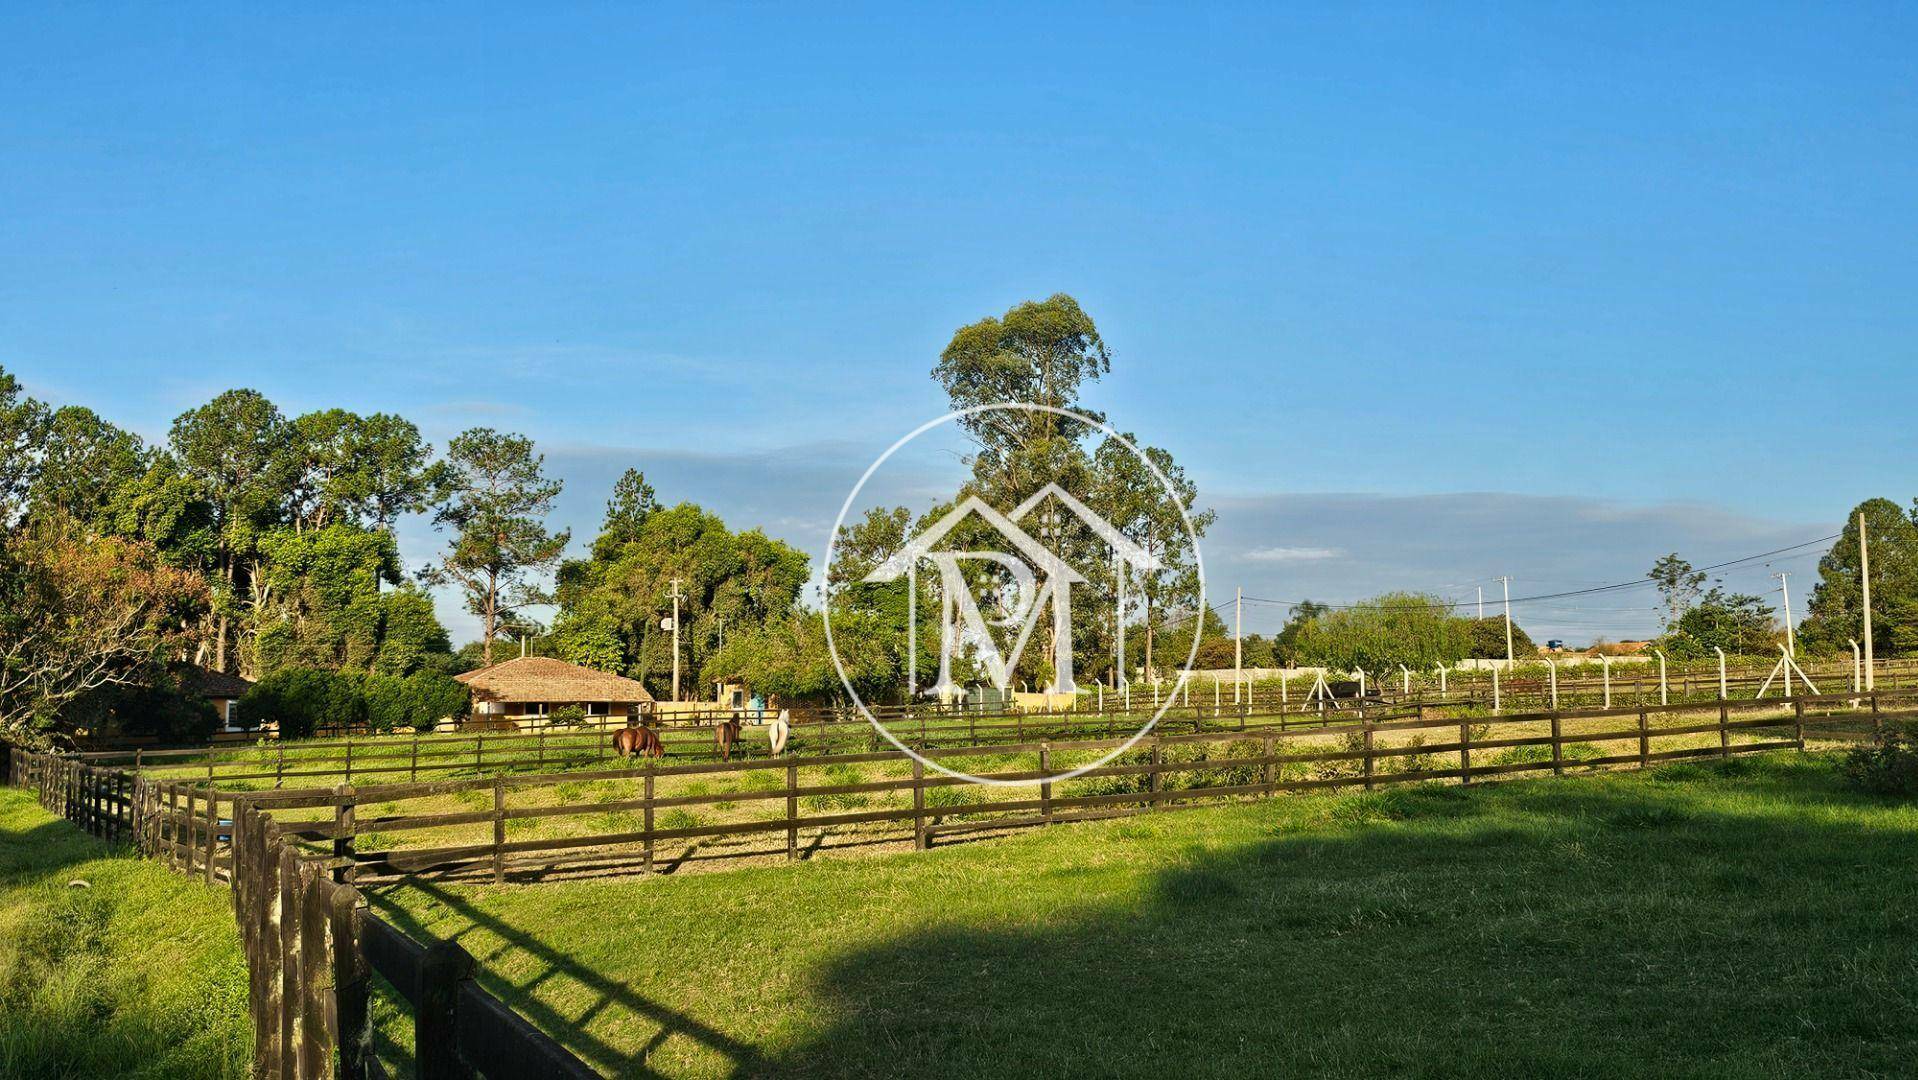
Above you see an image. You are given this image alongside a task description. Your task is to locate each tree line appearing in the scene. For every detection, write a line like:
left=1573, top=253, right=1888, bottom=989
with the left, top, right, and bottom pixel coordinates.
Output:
left=0, top=293, right=1223, bottom=742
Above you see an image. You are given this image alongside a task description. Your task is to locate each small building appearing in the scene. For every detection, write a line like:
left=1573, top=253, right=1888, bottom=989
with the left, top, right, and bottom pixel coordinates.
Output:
left=455, top=656, right=655, bottom=730
left=178, top=665, right=254, bottom=732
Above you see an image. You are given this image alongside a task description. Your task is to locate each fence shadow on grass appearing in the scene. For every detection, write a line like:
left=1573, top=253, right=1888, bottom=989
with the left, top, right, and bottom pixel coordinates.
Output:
left=367, top=877, right=771, bottom=1078
left=763, top=759, right=1918, bottom=1079
left=0, top=814, right=129, bottom=883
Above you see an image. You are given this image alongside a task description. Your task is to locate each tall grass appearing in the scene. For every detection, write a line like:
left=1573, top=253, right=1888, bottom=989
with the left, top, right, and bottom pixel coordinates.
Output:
left=0, top=788, right=249, bottom=1078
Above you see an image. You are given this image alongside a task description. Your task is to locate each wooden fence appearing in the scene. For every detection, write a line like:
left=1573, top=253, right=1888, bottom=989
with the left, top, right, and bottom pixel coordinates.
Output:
left=8, top=685, right=1910, bottom=1077
left=4, top=748, right=596, bottom=1079
left=81, top=699, right=1412, bottom=790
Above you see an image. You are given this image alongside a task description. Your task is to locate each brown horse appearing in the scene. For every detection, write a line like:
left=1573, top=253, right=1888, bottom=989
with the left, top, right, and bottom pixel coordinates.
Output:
left=612, top=724, right=663, bottom=760
left=714, top=718, right=743, bottom=761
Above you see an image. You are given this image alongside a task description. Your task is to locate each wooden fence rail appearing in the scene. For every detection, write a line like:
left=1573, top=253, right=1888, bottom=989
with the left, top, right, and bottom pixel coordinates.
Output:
left=88, top=700, right=1420, bottom=789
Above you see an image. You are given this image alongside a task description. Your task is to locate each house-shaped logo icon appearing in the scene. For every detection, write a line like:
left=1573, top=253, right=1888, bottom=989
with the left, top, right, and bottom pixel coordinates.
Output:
left=864, top=484, right=1162, bottom=697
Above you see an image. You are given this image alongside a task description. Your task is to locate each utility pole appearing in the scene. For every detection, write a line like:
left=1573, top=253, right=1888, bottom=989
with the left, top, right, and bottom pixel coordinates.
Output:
left=1477, top=585, right=1484, bottom=621
left=1233, top=587, right=1243, bottom=704
left=669, top=577, right=683, bottom=702
left=1774, top=571, right=1795, bottom=657
left=1860, top=511, right=1875, bottom=690
left=1500, top=576, right=1514, bottom=670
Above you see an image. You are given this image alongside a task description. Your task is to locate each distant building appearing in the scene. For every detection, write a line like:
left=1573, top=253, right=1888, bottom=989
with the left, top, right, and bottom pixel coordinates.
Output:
left=455, top=656, right=655, bottom=730
left=178, top=665, right=254, bottom=732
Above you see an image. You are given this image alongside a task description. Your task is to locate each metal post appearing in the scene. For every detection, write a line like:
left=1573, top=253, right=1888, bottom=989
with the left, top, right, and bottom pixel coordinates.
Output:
left=1861, top=510, right=1875, bottom=690
left=1546, top=657, right=1558, bottom=710
left=1491, top=664, right=1501, bottom=715
left=1714, top=646, right=1727, bottom=700
left=669, top=577, right=683, bottom=702
left=1851, top=639, right=1862, bottom=694
left=1655, top=649, right=1668, bottom=706
left=1500, top=575, right=1514, bottom=670
left=1233, top=587, right=1243, bottom=705
left=1602, top=655, right=1612, bottom=709
left=1775, top=571, right=1795, bottom=657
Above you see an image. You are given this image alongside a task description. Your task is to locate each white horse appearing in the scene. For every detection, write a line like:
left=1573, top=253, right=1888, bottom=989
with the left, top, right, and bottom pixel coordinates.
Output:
left=768, top=708, right=792, bottom=755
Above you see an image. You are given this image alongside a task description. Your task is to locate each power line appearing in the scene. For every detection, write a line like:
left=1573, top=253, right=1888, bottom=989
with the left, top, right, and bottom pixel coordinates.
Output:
left=1235, top=532, right=1842, bottom=614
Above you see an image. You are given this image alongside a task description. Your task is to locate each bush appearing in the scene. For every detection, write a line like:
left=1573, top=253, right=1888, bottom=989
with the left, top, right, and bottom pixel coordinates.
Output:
left=66, top=682, right=221, bottom=744
left=237, top=667, right=366, bottom=739
left=363, top=671, right=469, bottom=734
left=547, top=704, right=587, bottom=728
left=1844, top=721, right=1918, bottom=797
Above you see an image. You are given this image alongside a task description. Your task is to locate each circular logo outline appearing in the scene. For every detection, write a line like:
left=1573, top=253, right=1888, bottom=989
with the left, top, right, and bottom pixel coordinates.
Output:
left=823, top=402, right=1208, bottom=787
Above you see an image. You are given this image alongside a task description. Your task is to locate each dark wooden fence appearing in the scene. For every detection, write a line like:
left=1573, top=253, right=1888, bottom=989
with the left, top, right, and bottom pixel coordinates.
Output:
left=4, top=748, right=596, bottom=1079
left=9, top=685, right=1910, bottom=1076
left=80, top=699, right=1410, bottom=790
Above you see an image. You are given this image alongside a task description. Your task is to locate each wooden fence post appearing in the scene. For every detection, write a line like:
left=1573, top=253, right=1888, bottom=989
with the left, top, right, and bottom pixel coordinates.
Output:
left=205, top=791, right=219, bottom=884
left=417, top=938, right=478, bottom=1080
left=1149, top=741, right=1163, bottom=809
left=1550, top=712, right=1564, bottom=776
left=411, top=737, right=420, bottom=782
left=1039, top=744, right=1053, bottom=824
left=1261, top=735, right=1274, bottom=794
left=1362, top=723, right=1375, bottom=791
left=912, top=756, right=927, bottom=850
left=786, top=762, right=799, bottom=860
left=642, top=767, right=655, bottom=875
left=256, top=819, right=284, bottom=1079
left=1459, top=723, right=1472, bottom=785
left=333, top=784, right=356, bottom=885
left=344, top=739, right=354, bottom=783
left=1793, top=696, right=1806, bottom=749
left=331, top=885, right=371, bottom=1080
left=275, top=743, right=286, bottom=789
left=278, top=844, right=302, bottom=1074
left=1719, top=699, right=1731, bottom=759
left=492, top=776, right=507, bottom=884
left=299, top=864, right=334, bottom=1078
left=1638, top=708, right=1650, bottom=769
left=181, top=785, right=197, bottom=873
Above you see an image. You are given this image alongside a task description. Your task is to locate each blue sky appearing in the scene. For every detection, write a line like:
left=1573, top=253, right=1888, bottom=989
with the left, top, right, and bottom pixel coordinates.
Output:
left=3, top=5, right=1913, bottom=643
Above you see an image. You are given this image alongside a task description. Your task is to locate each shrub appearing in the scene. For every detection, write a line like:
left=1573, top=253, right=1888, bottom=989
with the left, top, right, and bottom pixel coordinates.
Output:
left=361, top=671, right=470, bottom=734
left=66, top=682, right=220, bottom=744
left=547, top=704, right=587, bottom=728
left=1843, top=721, right=1918, bottom=797
left=237, top=667, right=366, bottom=739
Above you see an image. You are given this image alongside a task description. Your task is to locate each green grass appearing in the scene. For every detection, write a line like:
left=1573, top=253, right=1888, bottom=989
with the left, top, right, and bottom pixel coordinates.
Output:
left=371, top=752, right=1918, bottom=1078
left=0, top=786, right=250, bottom=1079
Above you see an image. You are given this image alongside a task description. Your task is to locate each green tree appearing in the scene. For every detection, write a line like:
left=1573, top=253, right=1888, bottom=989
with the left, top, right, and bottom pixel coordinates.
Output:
left=557, top=497, right=810, bottom=697
left=28, top=406, right=147, bottom=527
left=0, top=364, right=49, bottom=523
left=598, top=468, right=660, bottom=552
left=1273, top=600, right=1330, bottom=666
left=361, top=670, right=468, bottom=733
left=1800, top=498, right=1918, bottom=658
left=0, top=516, right=208, bottom=745
left=1649, top=552, right=1707, bottom=629
left=168, top=390, right=296, bottom=672
left=236, top=666, right=366, bottom=739
left=933, top=294, right=1109, bottom=503
left=1292, top=593, right=1476, bottom=673
left=1663, top=587, right=1777, bottom=659
left=285, top=409, right=439, bottom=532
left=1463, top=616, right=1535, bottom=662
left=426, top=429, right=570, bottom=666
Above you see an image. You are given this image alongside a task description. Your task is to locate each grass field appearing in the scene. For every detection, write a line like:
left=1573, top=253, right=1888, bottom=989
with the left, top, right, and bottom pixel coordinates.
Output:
left=370, top=751, right=1918, bottom=1078
left=0, top=786, right=250, bottom=1079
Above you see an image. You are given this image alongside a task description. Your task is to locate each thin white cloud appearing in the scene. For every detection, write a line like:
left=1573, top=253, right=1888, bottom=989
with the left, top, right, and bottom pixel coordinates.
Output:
left=1243, top=545, right=1343, bottom=562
